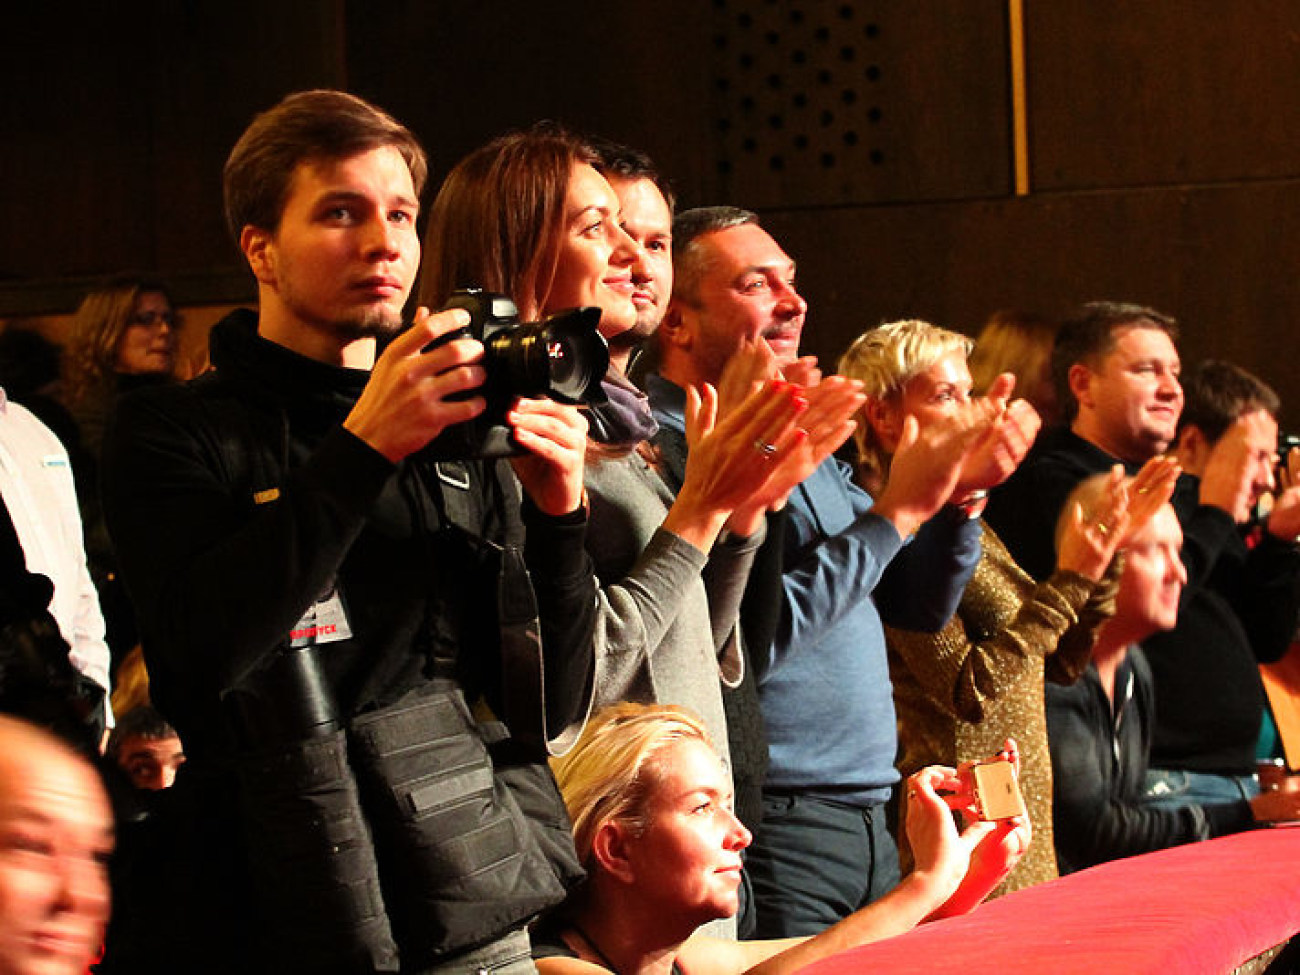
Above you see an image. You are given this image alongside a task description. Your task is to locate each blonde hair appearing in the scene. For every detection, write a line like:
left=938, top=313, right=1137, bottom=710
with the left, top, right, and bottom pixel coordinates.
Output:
left=550, top=703, right=714, bottom=871
left=837, top=319, right=972, bottom=491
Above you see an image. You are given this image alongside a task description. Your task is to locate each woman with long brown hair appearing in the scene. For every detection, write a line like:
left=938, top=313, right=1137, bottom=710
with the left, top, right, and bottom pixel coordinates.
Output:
left=418, top=126, right=859, bottom=869
left=62, top=275, right=180, bottom=665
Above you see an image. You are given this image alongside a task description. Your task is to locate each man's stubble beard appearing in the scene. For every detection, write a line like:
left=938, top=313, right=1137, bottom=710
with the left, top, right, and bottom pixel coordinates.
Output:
left=607, top=314, right=660, bottom=354
left=331, top=305, right=406, bottom=343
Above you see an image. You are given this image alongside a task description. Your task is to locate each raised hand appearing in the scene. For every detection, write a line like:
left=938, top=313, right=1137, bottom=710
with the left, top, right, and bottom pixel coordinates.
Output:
left=1122, top=455, right=1181, bottom=540
left=903, top=765, right=975, bottom=909
left=1266, top=446, right=1300, bottom=541
left=874, top=404, right=989, bottom=539
left=507, top=397, right=589, bottom=517
left=926, top=738, right=1032, bottom=918
left=664, top=380, right=808, bottom=550
left=954, top=374, right=1042, bottom=497
left=717, top=337, right=782, bottom=420
left=726, top=376, right=866, bottom=535
left=781, top=354, right=823, bottom=389
left=344, top=306, right=486, bottom=462
left=1057, top=465, right=1131, bottom=581
left=1199, top=410, right=1276, bottom=523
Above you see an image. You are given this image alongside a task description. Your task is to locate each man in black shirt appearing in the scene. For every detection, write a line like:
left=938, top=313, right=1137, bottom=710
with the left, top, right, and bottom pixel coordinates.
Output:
left=988, top=302, right=1300, bottom=813
left=102, top=90, right=596, bottom=974
left=1047, top=482, right=1300, bottom=872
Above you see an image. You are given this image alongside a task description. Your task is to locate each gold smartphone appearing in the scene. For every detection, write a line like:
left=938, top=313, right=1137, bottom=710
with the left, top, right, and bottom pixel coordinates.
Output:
left=964, top=759, right=1026, bottom=821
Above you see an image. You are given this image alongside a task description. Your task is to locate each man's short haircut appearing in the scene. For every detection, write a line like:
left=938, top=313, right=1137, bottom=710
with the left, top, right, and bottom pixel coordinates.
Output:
left=670, top=206, right=760, bottom=306
left=107, top=705, right=178, bottom=760
left=1052, top=301, right=1179, bottom=423
left=1177, top=359, right=1280, bottom=445
left=223, top=89, right=428, bottom=242
left=585, top=135, right=676, bottom=213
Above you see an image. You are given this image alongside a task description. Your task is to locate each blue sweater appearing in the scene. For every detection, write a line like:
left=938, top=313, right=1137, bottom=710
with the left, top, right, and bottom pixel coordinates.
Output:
left=645, top=374, right=979, bottom=805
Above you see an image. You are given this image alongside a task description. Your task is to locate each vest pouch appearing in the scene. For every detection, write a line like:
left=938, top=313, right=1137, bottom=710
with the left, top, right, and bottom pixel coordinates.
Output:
left=235, top=727, right=399, bottom=973
left=348, top=683, right=569, bottom=964
left=481, top=723, right=586, bottom=898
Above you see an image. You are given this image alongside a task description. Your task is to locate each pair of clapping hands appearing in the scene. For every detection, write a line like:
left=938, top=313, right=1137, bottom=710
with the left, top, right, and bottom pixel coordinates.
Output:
left=682, top=340, right=1046, bottom=541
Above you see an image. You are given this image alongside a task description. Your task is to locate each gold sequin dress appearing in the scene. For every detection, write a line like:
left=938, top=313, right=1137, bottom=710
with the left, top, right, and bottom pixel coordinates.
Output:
left=886, top=521, right=1116, bottom=896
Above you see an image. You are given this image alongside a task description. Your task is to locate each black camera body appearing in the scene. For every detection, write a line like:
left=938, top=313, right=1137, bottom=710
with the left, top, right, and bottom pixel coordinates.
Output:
left=424, top=289, right=609, bottom=459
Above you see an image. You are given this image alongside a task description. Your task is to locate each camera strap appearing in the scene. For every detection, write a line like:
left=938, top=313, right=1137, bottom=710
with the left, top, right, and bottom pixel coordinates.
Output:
left=424, top=458, right=552, bottom=756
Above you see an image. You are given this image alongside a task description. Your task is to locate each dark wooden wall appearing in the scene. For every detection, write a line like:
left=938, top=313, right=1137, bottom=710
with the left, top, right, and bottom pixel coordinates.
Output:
left=4, top=1, right=1300, bottom=426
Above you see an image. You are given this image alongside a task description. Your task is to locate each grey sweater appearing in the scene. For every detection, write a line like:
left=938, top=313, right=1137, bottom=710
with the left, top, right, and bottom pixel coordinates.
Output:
left=582, top=448, right=760, bottom=775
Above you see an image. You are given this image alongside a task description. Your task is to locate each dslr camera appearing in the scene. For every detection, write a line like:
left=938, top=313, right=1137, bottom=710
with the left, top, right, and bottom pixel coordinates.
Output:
left=424, top=289, right=609, bottom=459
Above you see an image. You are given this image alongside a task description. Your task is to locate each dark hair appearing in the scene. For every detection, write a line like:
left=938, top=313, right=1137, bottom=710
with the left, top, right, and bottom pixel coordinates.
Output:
left=223, top=89, right=427, bottom=242
left=0, top=324, right=61, bottom=400
left=107, top=705, right=178, bottom=760
left=1177, top=359, right=1279, bottom=444
left=670, top=206, right=759, bottom=305
left=418, top=123, right=598, bottom=318
left=585, top=135, right=676, bottom=212
left=1052, top=301, right=1179, bottom=423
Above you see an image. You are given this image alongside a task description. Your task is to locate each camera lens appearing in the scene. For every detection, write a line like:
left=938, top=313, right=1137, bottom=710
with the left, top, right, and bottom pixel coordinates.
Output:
left=486, top=306, right=608, bottom=405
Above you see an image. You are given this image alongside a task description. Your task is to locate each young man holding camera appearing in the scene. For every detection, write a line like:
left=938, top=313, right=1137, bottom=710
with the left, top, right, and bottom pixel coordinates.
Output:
left=101, top=90, right=597, bottom=973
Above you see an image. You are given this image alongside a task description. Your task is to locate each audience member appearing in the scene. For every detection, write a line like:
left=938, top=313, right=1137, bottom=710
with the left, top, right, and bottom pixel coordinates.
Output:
left=987, top=303, right=1300, bottom=811
left=63, top=276, right=180, bottom=463
left=106, top=706, right=184, bottom=792
left=984, top=301, right=1184, bottom=579
left=968, top=309, right=1061, bottom=427
left=101, top=90, right=597, bottom=973
left=1046, top=476, right=1300, bottom=872
left=1143, top=359, right=1300, bottom=806
left=61, top=276, right=179, bottom=670
left=0, top=386, right=110, bottom=748
left=585, top=136, right=675, bottom=356
left=838, top=318, right=1176, bottom=894
left=642, top=206, right=1000, bottom=937
left=417, top=133, right=856, bottom=936
left=588, top=139, right=793, bottom=846
left=0, top=323, right=81, bottom=456
left=0, top=713, right=113, bottom=975
left=534, top=702, right=1028, bottom=975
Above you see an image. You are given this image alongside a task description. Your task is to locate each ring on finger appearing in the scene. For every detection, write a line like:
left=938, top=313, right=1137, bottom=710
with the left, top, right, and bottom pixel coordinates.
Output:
left=1095, top=521, right=1109, bottom=536
left=753, top=439, right=778, bottom=458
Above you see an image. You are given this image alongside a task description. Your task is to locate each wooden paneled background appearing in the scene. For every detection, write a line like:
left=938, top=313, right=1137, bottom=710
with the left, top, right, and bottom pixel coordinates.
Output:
left=4, top=1, right=1300, bottom=426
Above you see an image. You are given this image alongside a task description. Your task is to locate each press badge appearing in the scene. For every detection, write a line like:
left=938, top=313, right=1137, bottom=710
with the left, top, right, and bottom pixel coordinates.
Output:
left=288, top=582, right=353, bottom=648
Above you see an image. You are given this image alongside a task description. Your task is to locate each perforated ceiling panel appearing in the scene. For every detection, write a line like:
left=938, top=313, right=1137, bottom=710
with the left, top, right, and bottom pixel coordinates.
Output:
left=711, top=0, right=888, bottom=207
left=708, top=1, right=1013, bottom=209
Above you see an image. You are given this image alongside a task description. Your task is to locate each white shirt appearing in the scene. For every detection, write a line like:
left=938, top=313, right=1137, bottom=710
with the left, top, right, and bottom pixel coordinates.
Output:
left=0, top=390, right=111, bottom=704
